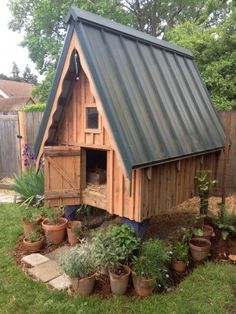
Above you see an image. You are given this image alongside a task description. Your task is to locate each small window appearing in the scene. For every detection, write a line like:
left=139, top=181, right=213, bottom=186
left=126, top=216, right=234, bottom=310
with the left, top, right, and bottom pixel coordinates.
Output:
left=86, top=107, right=99, bottom=129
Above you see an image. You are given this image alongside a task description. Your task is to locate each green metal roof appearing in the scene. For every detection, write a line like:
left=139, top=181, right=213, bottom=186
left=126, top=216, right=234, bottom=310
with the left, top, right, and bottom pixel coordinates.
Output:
left=35, top=7, right=225, bottom=177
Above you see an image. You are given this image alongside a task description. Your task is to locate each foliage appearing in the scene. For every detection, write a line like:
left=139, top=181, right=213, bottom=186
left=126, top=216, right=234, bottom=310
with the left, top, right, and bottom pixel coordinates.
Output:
left=166, top=5, right=236, bottom=110
left=21, top=205, right=41, bottom=222
left=195, top=170, right=217, bottom=215
left=92, top=224, right=140, bottom=270
left=44, top=207, right=64, bottom=225
left=171, top=241, right=189, bottom=263
left=61, top=240, right=96, bottom=279
left=0, top=203, right=236, bottom=313
left=11, top=61, right=20, bottom=80
left=211, top=204, right=236, bottom=240
left=11, top=167, right=44, bottom=204
left=18, top=103, right=46, bottom=112
left=26, top=230, right=42, bottom=242
left=8, top=0, right=232, bottom=102
left=22, top=64, right=38, bottom=84
left=179, top=227, right=192, bottom=244
left=132, top=239, right=170, bottom=287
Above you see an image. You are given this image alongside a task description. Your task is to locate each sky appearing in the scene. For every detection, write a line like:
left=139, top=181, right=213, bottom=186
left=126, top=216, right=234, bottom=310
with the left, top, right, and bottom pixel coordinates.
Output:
left=0, top=0, right=40, bottom=78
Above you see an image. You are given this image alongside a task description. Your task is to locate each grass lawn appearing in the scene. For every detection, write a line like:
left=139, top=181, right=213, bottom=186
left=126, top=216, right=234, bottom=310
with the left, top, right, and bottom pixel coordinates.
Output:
left=0, top=203, right=236, bottom=314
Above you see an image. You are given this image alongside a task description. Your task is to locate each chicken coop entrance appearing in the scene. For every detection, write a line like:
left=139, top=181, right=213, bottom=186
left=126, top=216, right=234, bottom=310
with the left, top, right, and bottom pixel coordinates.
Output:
left=82, top=148, right=107, bottom=209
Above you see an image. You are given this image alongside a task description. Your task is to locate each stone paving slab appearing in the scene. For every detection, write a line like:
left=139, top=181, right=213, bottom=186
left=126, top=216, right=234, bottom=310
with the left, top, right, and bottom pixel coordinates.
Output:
left=48, top=274, right=72, bottom=291
left=28, top=260, right=63, bottom=283
left=0, top=193, right=16, bottom=203
left=22, top=254, right=50, bottom=267
left=46, top=245, right=70, bottom=263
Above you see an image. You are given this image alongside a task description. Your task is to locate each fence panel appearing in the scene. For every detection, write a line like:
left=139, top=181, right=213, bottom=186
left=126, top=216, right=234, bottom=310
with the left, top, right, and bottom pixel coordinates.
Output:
left=0, top=115, right=20, bottom=177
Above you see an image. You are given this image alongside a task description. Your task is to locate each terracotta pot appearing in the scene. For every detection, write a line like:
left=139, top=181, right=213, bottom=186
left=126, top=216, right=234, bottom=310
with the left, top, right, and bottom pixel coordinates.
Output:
left=109, top=265, right=130, bottom=295
left=22, top=218, right=41, bottom=238
left=189, top=237, right=211, bottom=262
left=23, top=236, right=44, bottom=253
left=66, top=220, right=82, bottom=245
left=78, top=274, right=96, bottom=296
left=42, top=217, right=68, bottom=245
left=132, top=272, right=155, bottom=297
left=171, top=260, right=187, bottom=273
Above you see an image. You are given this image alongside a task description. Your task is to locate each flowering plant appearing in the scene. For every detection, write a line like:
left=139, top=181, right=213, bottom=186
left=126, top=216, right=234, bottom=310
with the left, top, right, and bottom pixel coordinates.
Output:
left=22, top=144, right=35, bottom=167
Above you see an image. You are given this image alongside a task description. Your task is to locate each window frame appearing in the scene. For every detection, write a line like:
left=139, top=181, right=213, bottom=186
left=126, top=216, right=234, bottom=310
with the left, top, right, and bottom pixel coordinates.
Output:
left=84, top=105, right=101, bottom=133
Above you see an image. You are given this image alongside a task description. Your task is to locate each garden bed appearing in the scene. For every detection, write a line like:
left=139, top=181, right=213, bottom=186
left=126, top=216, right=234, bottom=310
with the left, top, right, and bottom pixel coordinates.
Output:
left=12, top=195, right=236, bottom=298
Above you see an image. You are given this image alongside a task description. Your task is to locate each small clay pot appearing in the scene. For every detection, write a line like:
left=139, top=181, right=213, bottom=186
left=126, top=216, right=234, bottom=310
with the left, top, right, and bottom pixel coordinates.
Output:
left=78, top=274, right=96, bottom=296
left=189, top=237, right=211, bottom=262
left=67, top=220, right=81, bottom=245
left=22, top=218, right=41, bottom=238
left=109, top=265, right=130, bottom=295
left=42, top=217, right=68, bottom=245
left=171, top=260, right=187, bottom=273
left=132, top=272, right=155, bottom=297
left=23, top=236, right=44, bottom=253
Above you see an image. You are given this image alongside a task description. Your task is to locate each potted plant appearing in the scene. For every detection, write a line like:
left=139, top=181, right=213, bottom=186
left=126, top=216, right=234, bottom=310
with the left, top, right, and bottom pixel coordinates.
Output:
left=23, top=230, right=44, bottom=253
left=67, top=220, right=82, bottom=245
left=171, top=241, right=189, bottom=272
left=42, top=208, right=68, bottom=245
left=132, top=239, right=170, bottom=297
left=211, top=204, right=236, bottom=240
left=195, top=170, right=217, bottom=216
left=189, top=237, right=211, bottom=262
left=21, top=207, right=42, bottom=238
left=61, top=240, right=97, bottom=296
left=93, top=224, right=140, bottom=295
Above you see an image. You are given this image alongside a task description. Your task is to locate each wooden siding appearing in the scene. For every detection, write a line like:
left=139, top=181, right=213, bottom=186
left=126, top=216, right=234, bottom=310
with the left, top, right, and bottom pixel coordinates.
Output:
left=56, top=70, right=110, bottom=148
left=44, top=146, right=81, bottom=207
left=139, top=152, right=219, bottom=221
left=53, top=69, right=141, bottom=220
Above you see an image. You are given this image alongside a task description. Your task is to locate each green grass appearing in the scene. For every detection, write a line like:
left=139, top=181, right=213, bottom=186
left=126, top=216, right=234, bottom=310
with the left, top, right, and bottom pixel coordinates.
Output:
left=0, top=203, right=236, bottom=314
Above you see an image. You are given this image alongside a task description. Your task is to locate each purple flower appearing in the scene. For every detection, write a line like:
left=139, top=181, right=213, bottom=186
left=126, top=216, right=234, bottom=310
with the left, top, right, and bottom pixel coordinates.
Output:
left=24, top=159, right=29, bottom=166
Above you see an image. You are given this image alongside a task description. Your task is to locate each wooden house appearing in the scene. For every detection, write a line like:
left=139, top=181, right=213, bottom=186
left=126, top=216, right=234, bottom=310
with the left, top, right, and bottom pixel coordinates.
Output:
left=35, top=8, right=225, bottom=222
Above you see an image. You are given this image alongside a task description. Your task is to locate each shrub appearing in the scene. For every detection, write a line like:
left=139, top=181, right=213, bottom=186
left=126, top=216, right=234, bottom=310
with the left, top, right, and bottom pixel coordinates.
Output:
left=211, top=204, right=236, bottom=240
left=18, top=103, right=46, bottom=112
left=92, top=224, right=140, bottom=270
left=132, top=239, right=170, bottom=287
left=171, top=241, right=189, bottom=262
left=26, top=230, right=42, bottom=242
left=61, top=240, right=96, bottom=279
left=11, top=168, right=44, bottom=204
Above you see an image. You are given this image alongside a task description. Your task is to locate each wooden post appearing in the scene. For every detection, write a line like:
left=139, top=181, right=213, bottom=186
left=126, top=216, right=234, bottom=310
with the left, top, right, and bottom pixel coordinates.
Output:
left=222, top=111, right=232, bottom=204
left=18, top=111, right=27, bottom=171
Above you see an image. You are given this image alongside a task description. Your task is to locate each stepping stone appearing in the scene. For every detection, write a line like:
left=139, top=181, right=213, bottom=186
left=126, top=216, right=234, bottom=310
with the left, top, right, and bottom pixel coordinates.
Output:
left=28, top=260, right=63, bottom=283
left=46, top=245, right=70, bottom=263
left=48, top=274, right=72, bottom=291
left=22, top=254, right=50, bottom=267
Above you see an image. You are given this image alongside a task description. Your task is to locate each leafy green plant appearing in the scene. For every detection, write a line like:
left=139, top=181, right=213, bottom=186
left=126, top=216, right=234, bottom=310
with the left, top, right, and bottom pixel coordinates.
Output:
left=171, top=241, right=189, bottom=263
left=132, top=239, right=170, bottom=287
left=11, top=168, right=44, bottom=205
left=18, top=103, right=46, bottom=112
left=179, top=227, right=192, bottom=244
left=211, top=204, right=236, bottom=240
left=44, top=208, right=63, bottom=225
left=92, top=224, right=140, bottom=270
left=195, top=170, right=217, bottom=215
left=21, top=206, right=41, bottom=222
left=61, top=240, right=96, bottom=279
left=26, top=230, right=42, bottom=242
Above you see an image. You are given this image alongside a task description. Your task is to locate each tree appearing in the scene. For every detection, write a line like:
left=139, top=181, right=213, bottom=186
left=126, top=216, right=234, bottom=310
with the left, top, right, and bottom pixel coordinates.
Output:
left=166, top=5, right=236, bottom=110
left=23, top=64, right=38, bottom=84
left=7, top=0, right=234, bottom=103
left=11, top=61, right=21, bottom=80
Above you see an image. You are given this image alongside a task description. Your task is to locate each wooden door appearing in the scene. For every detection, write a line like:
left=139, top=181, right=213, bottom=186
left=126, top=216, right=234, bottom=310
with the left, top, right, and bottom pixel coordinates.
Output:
left=44, top=146, right=81, bottom=206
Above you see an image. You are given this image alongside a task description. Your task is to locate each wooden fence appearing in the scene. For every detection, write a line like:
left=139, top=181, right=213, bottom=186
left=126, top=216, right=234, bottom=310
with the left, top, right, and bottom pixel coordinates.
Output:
left=0, top=115, right=20, bottom=177
left=0, top=112, right=43, bottom=178
left=216, top=110, right=236, bottom=195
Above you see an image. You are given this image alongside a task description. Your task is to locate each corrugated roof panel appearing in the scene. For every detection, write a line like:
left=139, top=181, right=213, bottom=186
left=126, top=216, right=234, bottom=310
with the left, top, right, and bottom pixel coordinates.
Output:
left=75, top=19, right=224, bottom=176
left=34, top=8, right=225, bottom=177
